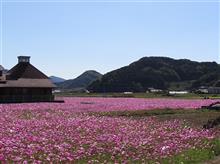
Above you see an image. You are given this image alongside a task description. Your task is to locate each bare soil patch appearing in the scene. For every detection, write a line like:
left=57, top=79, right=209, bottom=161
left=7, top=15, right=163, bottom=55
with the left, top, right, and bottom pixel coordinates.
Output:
left=155, top=112, right=220, bottom=128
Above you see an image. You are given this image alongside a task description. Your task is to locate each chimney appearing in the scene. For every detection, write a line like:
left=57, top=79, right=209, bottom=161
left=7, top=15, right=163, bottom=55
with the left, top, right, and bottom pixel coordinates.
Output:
left=18, top=56, right=30, bottom=63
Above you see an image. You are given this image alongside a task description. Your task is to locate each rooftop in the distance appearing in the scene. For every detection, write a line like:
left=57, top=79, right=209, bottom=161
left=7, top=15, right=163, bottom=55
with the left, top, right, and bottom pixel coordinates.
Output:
left=7, top=56, right=48, bottom=80
left=0, top=56, right=56, bottom=88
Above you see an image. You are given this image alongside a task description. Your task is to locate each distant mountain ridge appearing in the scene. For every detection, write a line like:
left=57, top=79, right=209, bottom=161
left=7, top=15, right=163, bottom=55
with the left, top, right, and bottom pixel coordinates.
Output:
left=88, top=57, right=220, bottom=92
left=57, top=70, right=102, bottom=89
left=49, top=76, right=66, bottom=83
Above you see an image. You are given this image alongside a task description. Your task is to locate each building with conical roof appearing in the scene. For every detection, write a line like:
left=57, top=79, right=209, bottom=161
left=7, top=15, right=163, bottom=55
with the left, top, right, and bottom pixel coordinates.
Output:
left=0, top=56, right=56, bottom=103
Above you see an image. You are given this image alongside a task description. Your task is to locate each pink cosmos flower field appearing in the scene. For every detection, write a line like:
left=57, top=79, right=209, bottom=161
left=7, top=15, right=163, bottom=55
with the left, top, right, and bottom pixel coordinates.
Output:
left=0, top=97, right=219, bottom=163
left=0, top=97, right=218, bottom=112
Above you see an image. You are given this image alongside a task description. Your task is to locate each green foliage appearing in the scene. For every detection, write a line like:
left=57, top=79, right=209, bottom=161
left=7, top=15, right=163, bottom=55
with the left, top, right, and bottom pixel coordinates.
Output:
left=160, top=148, right=215, bottom=164
left=70, top=141, right=220, bottom=163
left=57, top=70, right=102, bottom=89
left=159, top=139, right=220, bottom=164
left=192, top=72, right=220, bottom=88
left=88, top=57, right=220, bottom=92
left=215, top=80, right=220, bottom=87
left=211, top=138, right=220, bottom=156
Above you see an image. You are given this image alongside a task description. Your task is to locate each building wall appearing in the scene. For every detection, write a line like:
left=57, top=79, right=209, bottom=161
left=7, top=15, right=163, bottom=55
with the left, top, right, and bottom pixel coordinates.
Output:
left=208, top=87, right=220, bottom=94
left=0, top=87, right=54, bottom=102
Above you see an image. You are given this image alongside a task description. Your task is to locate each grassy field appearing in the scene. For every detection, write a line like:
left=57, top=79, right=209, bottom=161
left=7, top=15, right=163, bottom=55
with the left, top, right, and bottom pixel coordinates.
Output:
left=90, top=108, right=220, bottom=128
left=55, top=92, right=220, bottom=99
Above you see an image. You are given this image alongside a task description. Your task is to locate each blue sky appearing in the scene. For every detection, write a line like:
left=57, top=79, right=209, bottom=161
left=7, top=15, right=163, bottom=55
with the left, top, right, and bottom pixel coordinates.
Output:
left=0, top=0, right=219, bottom=79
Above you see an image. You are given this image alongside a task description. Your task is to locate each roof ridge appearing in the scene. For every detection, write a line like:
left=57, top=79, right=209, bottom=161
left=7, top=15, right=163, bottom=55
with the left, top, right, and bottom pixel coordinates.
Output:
left=7, top=62, right=49, bottom=80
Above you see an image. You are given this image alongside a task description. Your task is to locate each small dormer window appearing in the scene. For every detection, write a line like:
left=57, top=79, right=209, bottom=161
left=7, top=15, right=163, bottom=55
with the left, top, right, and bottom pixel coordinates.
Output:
left=18, top=56, right=30, bottom=63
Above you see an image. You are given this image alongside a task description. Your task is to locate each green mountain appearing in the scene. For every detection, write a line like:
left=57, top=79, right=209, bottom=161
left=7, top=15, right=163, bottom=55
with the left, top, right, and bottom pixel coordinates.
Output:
left=88, top=57, right=220, bottom=92
left=49, top=76, right=66, bottom=83
left=57, top=70, right=102, bottom=89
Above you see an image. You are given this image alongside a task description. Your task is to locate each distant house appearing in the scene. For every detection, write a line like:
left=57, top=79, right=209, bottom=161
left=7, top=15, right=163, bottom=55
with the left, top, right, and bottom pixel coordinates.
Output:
left=169, top=91, right=189, bottom=95
left=196, top=86, right=209, bottom=94
left=207, top=87, right=220, bottom=94
left=52, top=89, right=61, bottom=94
left=196, top=86, right=220, bottom=94
left=147, top=87, right=163, bottom=93
left=0, top=56, right=56, bottom=103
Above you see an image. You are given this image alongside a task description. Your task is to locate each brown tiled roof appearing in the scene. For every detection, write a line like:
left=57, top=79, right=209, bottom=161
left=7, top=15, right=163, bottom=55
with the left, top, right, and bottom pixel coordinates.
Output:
left=0, top=78, right=56, bottom=88
left=7, top=63, right=48, bottom=80
left=0, top=61, right=56, bottom=88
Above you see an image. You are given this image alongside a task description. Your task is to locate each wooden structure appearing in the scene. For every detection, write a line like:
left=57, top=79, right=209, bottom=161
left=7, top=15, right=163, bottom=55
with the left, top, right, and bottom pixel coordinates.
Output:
left=0, top=56, right=56, bottom=103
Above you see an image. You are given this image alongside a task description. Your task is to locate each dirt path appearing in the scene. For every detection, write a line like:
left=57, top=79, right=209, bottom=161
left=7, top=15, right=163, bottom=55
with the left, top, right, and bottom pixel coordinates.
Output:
left=155, top=112, right=220, bottom=128
left=204, top=155, right=220, bottom=164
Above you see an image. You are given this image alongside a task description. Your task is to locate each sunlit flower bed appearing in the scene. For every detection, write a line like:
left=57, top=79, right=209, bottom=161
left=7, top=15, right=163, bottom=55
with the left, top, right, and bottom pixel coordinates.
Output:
left=0, top=97, right=218, bottom=112
left=0, top=97, right=219, bottom=163
left=0, top=108, right=217, bottom=163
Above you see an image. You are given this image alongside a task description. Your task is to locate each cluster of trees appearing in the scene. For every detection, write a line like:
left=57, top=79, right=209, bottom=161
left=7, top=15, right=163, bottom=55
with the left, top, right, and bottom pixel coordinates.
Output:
left=88, top=57, right=220, bottom=92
